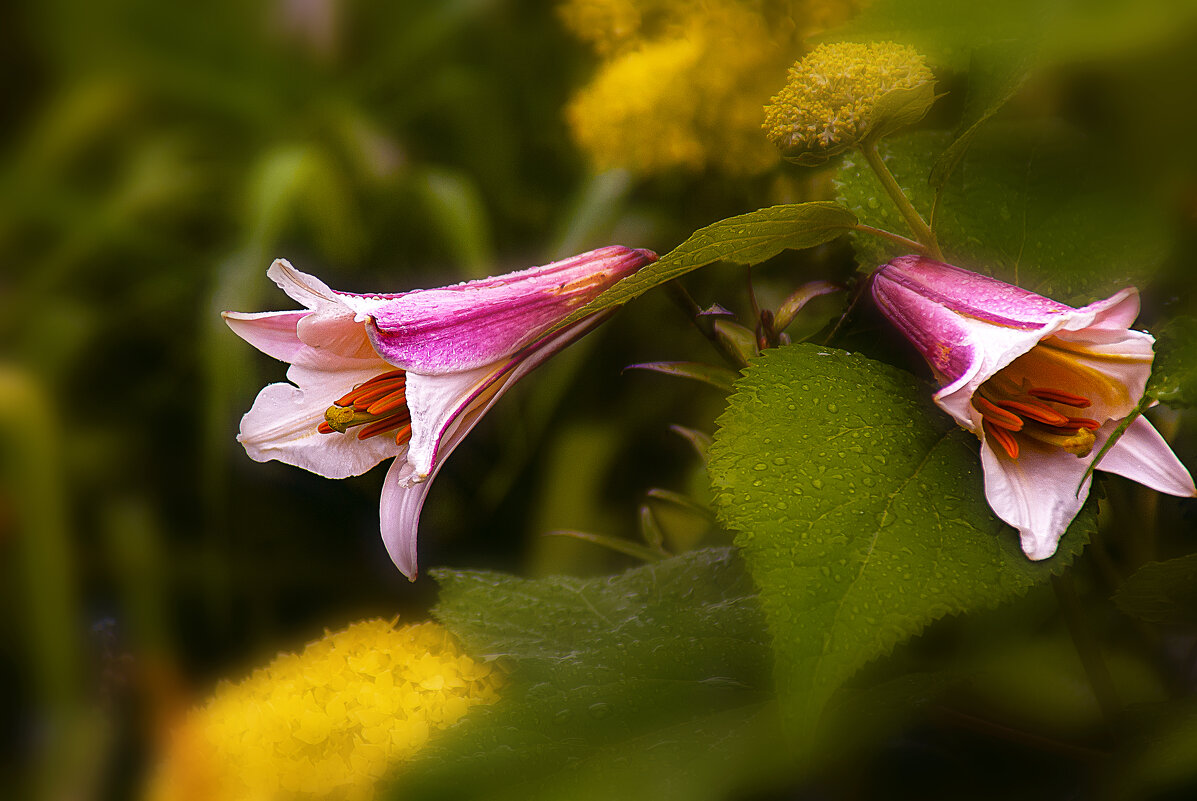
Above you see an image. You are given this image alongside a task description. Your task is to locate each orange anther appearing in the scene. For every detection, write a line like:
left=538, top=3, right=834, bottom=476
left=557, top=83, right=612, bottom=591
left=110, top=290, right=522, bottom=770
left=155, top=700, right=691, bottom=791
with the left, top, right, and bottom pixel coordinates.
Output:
left=1028, top=387, right=1091, bottom=408
left=1063, top=417, right=1102, bottom=431
left=394, top=424, right=413, bottom=446
left=984, top=419, right=1020, bottom=459
left=317, top=421, right=335, bottom=434
left=994, top=399, right=1070, bottom=427
left=338, top=377, right=405, bottom=408
left=973, top=396, right=1024, bottom=431
left=366, top=390, right=408, bottom=416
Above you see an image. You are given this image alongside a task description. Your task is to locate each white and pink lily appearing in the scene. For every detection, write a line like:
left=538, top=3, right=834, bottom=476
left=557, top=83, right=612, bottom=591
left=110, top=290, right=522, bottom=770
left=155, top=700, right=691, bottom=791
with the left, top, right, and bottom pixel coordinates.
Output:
left=871, top=255, right=1195, bottom=560
left=224, top=246, right=657, bottom=579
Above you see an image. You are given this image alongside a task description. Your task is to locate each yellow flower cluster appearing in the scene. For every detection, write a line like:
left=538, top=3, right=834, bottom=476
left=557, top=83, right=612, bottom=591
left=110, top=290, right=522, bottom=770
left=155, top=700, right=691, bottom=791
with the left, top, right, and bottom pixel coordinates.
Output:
left=146, top=619, right=505, bottom=801
left=762, top=42, right=934, bottom=162
left=561, top=0, right=865, bottom=176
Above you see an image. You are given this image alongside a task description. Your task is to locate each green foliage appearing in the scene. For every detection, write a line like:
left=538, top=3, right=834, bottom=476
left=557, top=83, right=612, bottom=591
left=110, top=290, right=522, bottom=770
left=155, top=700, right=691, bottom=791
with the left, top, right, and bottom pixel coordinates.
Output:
left=558, top=203, right=858, bottom=328
left=1114, top=554, right=1197, bottom=627
left=928, top=43, right=1035, bottom=193
left=829, top=0, right=1197, bottom=70
left=837, top=127, right=1172, bottom=302
left=1149, top=316, right=1197, bottom=407
left=388, top=549, right=787, bottom=801
left=708, top=344, right=1092, bottom=737
left=625, top=362, right=739, bottom=393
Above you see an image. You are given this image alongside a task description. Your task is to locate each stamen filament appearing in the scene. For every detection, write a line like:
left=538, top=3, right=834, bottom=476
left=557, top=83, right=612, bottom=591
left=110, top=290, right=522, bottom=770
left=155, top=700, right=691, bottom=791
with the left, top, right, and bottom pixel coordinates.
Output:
left=356, top=413, right=412, bottom=440
left=1021, top=423, right=1096, bottom=457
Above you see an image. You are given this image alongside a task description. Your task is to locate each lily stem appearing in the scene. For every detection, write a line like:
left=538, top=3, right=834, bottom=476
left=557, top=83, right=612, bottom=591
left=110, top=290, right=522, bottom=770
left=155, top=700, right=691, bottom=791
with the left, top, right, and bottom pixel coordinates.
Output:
left=859, top=141, right=942, bottom=259
left=1052, top=571, right=1121, bottom=727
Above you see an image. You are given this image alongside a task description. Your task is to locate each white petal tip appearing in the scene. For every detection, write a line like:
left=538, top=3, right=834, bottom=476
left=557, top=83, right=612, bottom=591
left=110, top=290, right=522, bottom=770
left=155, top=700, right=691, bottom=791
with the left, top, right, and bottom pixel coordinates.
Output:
left=1020, top=533, right=1061, bottom=561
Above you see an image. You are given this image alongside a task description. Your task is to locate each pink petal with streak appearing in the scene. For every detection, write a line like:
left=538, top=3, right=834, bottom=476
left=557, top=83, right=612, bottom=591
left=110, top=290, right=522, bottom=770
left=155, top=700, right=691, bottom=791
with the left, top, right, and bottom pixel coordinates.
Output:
left=878, top=256, right=1072, bottom=329
left=358, top=246, right=655, bottom=374
left=379, top=313, right=614, bottom=577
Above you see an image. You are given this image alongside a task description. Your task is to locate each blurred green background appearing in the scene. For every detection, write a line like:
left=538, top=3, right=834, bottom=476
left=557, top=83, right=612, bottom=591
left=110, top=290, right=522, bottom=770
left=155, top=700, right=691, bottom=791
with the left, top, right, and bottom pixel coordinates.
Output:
left=5, top=0, right=1197, bottom=798
left=0, top=0, right=733, bottom=796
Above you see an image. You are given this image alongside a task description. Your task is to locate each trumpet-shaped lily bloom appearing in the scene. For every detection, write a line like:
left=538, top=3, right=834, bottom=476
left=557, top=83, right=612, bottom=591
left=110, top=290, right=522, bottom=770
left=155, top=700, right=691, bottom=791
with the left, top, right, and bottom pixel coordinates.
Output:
left=225, top=246, right=657, bottom=579
left=872, top=255, right=1195, bottom=560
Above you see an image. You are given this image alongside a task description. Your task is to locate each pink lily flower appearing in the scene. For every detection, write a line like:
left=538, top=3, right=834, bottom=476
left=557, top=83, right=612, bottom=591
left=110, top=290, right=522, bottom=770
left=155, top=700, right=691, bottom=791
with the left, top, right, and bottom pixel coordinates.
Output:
left=224, top=246, right=657, bottom=579
left=872, top=255, right=1195, bottom=560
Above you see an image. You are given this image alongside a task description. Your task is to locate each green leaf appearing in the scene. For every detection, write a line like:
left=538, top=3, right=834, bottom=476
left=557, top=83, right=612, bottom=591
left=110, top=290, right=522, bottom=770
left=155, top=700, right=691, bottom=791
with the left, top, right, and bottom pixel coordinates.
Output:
left=707, top=344, right=1092, bottom=739
left=1148, top=315, right=1197, bottom=408
left=557, top=203, right=857, bottom=329
left=837, top=127, right=1172, bottom=303
left=624, top=361, right=738, bottom=393
left=1114, top=554, right=1197, bottom=627
left=389, top=549, right=787, bottom=801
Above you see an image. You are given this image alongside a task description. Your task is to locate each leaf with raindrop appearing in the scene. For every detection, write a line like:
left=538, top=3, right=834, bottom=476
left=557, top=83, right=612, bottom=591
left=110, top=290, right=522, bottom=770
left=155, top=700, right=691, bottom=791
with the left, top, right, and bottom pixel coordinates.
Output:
left=707, top=344, right=1092, bottom=740
left=387, top=548, right=790, bottom=801
left=1148, top=315, right=1197, bottom=408
left=836, top=126, right=1172, bottom=304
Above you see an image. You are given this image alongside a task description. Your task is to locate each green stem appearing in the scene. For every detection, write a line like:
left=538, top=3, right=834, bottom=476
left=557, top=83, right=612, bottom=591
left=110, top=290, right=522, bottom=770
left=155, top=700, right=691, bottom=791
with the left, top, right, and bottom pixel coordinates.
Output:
left=859, top=142, right=942, bottom=259
left=1052, top=572, right=1121, bottom=727
left=852, top=223, right=929, bottom=255
left=933, top=707, right=1108, bottom=761
left=664, top=281, right=750, bottom=370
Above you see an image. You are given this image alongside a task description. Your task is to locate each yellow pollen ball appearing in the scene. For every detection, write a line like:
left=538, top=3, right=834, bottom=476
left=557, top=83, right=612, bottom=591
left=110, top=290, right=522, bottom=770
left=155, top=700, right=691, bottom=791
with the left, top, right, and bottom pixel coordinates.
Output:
left=145, top=619, right=506, bottom=801
left=763, top=41, right=934, bottom=161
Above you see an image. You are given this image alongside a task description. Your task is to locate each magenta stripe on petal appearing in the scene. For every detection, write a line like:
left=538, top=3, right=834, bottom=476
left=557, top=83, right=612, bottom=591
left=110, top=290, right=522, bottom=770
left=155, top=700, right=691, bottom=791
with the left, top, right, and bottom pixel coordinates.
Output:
left=871, top=269, right=979, bottom=385
left=879, top=256, right=1072, bottom=330
left=362, top=246, right=655, bottom=374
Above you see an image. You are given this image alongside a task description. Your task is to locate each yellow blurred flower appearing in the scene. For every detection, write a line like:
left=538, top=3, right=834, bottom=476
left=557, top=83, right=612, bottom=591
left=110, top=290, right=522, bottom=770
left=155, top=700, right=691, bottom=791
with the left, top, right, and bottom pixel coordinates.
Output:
left=146, top=619, right=505, bottom=801
left=561, top=0, right=865, bottom=175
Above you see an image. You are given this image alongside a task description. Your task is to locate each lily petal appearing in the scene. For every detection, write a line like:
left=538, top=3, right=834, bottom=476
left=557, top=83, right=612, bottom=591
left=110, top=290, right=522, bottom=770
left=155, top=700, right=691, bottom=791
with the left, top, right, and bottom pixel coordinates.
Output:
left=267, top=258, right=359, bottom=317
left=1099, top=415, right=1197, bottom=497
left=980, top=437, right=1094, bottom=561
left=239, top=361, right=402, bottom=479
left=379, top=457, right=436, bottom=580
left=222, top=310, right=309, bottom=364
